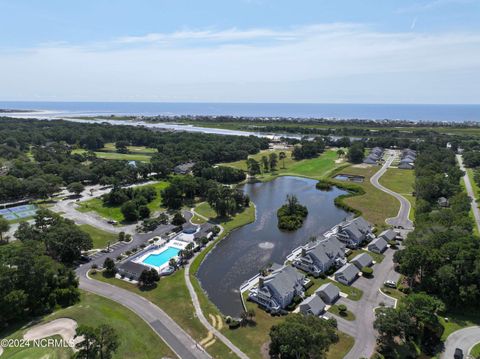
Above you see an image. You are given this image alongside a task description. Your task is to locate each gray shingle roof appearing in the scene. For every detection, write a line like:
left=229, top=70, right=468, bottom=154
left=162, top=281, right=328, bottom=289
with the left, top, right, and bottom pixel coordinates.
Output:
left=335, top=263, right=359, bottom=282
left=262, top=266, right=304, bottom=298
left=300, top=295, right=326, bottom=315
left=118, top=261, right=148, bottom=278
left=316, top=283, right=340, bottom=302
left=339, top=216, right=371, bottom=242
left=351, top=252, right=373, bottom=268
left=304, top=236, right=345, bottom=266
left=369, top=237, right=388, bottom=252
left=378, top=229, right=396, bottom=241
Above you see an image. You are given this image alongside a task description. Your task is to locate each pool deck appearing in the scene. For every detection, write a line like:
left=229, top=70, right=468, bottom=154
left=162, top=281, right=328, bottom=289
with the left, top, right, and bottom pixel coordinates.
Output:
left=132, top=231, right=196, bottom=272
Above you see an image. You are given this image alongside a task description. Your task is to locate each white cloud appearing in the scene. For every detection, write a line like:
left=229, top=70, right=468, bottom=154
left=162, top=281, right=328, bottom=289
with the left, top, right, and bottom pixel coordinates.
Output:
left=397, top=0, right=476, bottom=13
left=0, top=24, right=479, bottom=103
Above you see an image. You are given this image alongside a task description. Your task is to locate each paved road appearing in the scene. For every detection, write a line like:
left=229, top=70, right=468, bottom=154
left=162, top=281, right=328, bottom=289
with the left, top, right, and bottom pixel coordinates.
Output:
left=331, top=248, right=400, bottom=359
left=75, top=218, right=210, bottom=359
left=457, top=154, right=480, bottom=234
left=78, top=271, right=211, bottom=359
left=370, top=151, right=414, bottom=230
left=442, top=326, right=480, bottom=358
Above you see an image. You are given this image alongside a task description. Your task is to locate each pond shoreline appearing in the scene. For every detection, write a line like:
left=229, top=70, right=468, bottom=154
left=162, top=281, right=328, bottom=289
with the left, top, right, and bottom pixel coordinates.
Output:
left=196, top=176, right=352, bottom=316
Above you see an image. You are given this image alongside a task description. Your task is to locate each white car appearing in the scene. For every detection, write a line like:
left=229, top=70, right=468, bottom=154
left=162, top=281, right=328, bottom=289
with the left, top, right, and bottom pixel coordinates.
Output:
left=384, top=280, right=397, bottom=288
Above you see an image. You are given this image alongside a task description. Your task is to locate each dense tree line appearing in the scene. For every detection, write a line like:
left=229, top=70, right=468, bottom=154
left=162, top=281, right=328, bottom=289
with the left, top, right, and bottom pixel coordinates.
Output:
left=0, top=118, right=268, bottom=201
left=374, top=293, right=445, bottom=357
left=291, top=138, right=325, bottom=160
left=394, top=145, right=480, bottom=309
left=269, top=314, right=338, bottom=359
left=0, top=241, right=80, bottom=328
left=0, top=209, right=91, bottom=329
left=161, top=175, right=249, bottom=217
left=192, top=162, right=246, bottom=184
left=15, top=209, right=93, bottom=264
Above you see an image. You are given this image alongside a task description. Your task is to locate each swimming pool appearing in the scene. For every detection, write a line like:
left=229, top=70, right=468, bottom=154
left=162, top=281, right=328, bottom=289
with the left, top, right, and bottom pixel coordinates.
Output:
left=142, top=247, right=180, bottom=267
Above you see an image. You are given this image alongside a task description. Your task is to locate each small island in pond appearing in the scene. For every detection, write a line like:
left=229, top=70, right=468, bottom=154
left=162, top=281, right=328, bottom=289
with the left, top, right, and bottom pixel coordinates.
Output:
left=277, top=194, right=308, bottom=231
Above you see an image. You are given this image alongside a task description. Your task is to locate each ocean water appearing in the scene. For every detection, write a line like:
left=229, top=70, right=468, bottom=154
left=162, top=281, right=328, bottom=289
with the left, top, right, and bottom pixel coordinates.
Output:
left=1, top=101, right=480, bottom=122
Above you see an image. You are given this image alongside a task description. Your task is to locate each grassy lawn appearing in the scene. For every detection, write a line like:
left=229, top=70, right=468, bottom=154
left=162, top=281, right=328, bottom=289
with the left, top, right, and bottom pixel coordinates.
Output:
left=326, top=332, right=355, bottom=359
left=379, top=168, right=416, bottom=220
left=380, top=287, right=406, bottom=302
left=93, top=271, right=238, bottom=358
left=328, top=305, right=356, bottom=321
left=221, top=149, right=346, bottom=182
left=77, top=181, right=169, bottom=222
left=466, top=168, right=480, bottom=201
left=471, top=342, right=480, bottom=357
left=72, top=147, right=152, bottom=162
left=101, top=143, right=157, bottom=154
left=0, top=291, right=175, bottom=359
left=79, top=224, right=118, bottom=249
left=330, top=164, right=399, bottom=229
left=439, top=310, right=480, bottom=341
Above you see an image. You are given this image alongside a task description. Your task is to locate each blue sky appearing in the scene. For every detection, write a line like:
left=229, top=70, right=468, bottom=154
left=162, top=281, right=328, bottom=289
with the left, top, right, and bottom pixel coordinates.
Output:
left=1, top=0, right=479, bottom=103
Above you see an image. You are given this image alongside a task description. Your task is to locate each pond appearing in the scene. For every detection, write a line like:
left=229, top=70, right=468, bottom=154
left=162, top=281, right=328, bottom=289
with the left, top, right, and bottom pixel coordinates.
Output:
left=333, top=174, right=365, bottom=183
left=196, top=176, right=351, bottom=316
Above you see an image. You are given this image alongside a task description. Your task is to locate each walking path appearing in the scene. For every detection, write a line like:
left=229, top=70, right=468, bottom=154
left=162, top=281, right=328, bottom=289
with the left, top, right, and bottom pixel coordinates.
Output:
left=457, top=154, right=480, bottom=234
left=184, top=207, right=250, bottom=359
left=442, top=326, right=480, bottom=358
left=370, top=151, right=414, bottom=231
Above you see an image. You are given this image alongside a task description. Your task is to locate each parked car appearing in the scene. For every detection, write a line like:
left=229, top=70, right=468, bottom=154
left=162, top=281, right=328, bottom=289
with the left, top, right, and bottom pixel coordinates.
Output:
left=384, top=280, right=397, bottom=288
left=454, top=348, right=463, bottom=359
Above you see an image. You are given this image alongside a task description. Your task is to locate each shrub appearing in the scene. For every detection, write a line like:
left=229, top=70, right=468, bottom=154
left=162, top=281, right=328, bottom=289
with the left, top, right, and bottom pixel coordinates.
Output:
left=316, top=180, right=333, bottom=190
left=361, top=266, right=374, bottom=277
left=228, top=319, right=241, bottom=329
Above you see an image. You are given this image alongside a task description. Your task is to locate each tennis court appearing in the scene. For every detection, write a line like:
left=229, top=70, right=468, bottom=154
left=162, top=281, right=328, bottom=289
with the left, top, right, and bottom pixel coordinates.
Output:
left=0, top=204, right=37, bottom=221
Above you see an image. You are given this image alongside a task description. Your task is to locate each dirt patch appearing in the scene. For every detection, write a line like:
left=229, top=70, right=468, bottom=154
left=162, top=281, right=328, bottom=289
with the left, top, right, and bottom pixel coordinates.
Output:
left=261, top=341, right=271, bottom=359
left=352, top=163, right=372, bottom=169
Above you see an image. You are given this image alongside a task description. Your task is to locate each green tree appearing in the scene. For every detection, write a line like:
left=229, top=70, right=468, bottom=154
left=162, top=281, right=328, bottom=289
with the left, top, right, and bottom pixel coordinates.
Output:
left=171, top=212, right=186, bottom=226
left=261, top=155, right=269, bottom=172
left=67, top=182, right=85, bottom=196
left=75, top=324, right=119, bottom=359
left=347, top=142, right=364, bottom=164
left=269, top=153, right=278, bottom=171
left=121, top=201, right=139, bottom=222
left=279, top=151, right=287, bottom=169
left=138, top=268, right=160, bottom=288
left=336, top=149, right=345, bottom=158
left=246, top=158, right=261, bottom=176
left=269, top=314, right=338, bottom=359
left=103, top=257, right=116, bottom=277
left=0, top=217, right=10, bottom=243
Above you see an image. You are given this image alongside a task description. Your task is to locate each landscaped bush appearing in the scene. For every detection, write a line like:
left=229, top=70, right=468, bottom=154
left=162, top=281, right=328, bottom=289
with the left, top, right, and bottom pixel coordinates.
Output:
left=338, top=304, right=347, bottom=316
left=316, top=180, right=333, bottom=190
left=228, top=319, right=241, bottom=329
left=361, top=266, right=374, bottom=277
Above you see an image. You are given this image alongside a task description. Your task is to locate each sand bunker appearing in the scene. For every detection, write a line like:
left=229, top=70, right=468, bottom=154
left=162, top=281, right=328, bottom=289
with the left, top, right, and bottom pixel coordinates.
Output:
left=23, top=318, right=80, bottom=349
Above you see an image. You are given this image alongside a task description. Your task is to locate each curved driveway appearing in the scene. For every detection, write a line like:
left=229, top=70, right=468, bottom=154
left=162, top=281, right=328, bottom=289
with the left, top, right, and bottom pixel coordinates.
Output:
left=442, top=326, right=480, bottom=358
left=370, top=152, right=414, bottom=230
